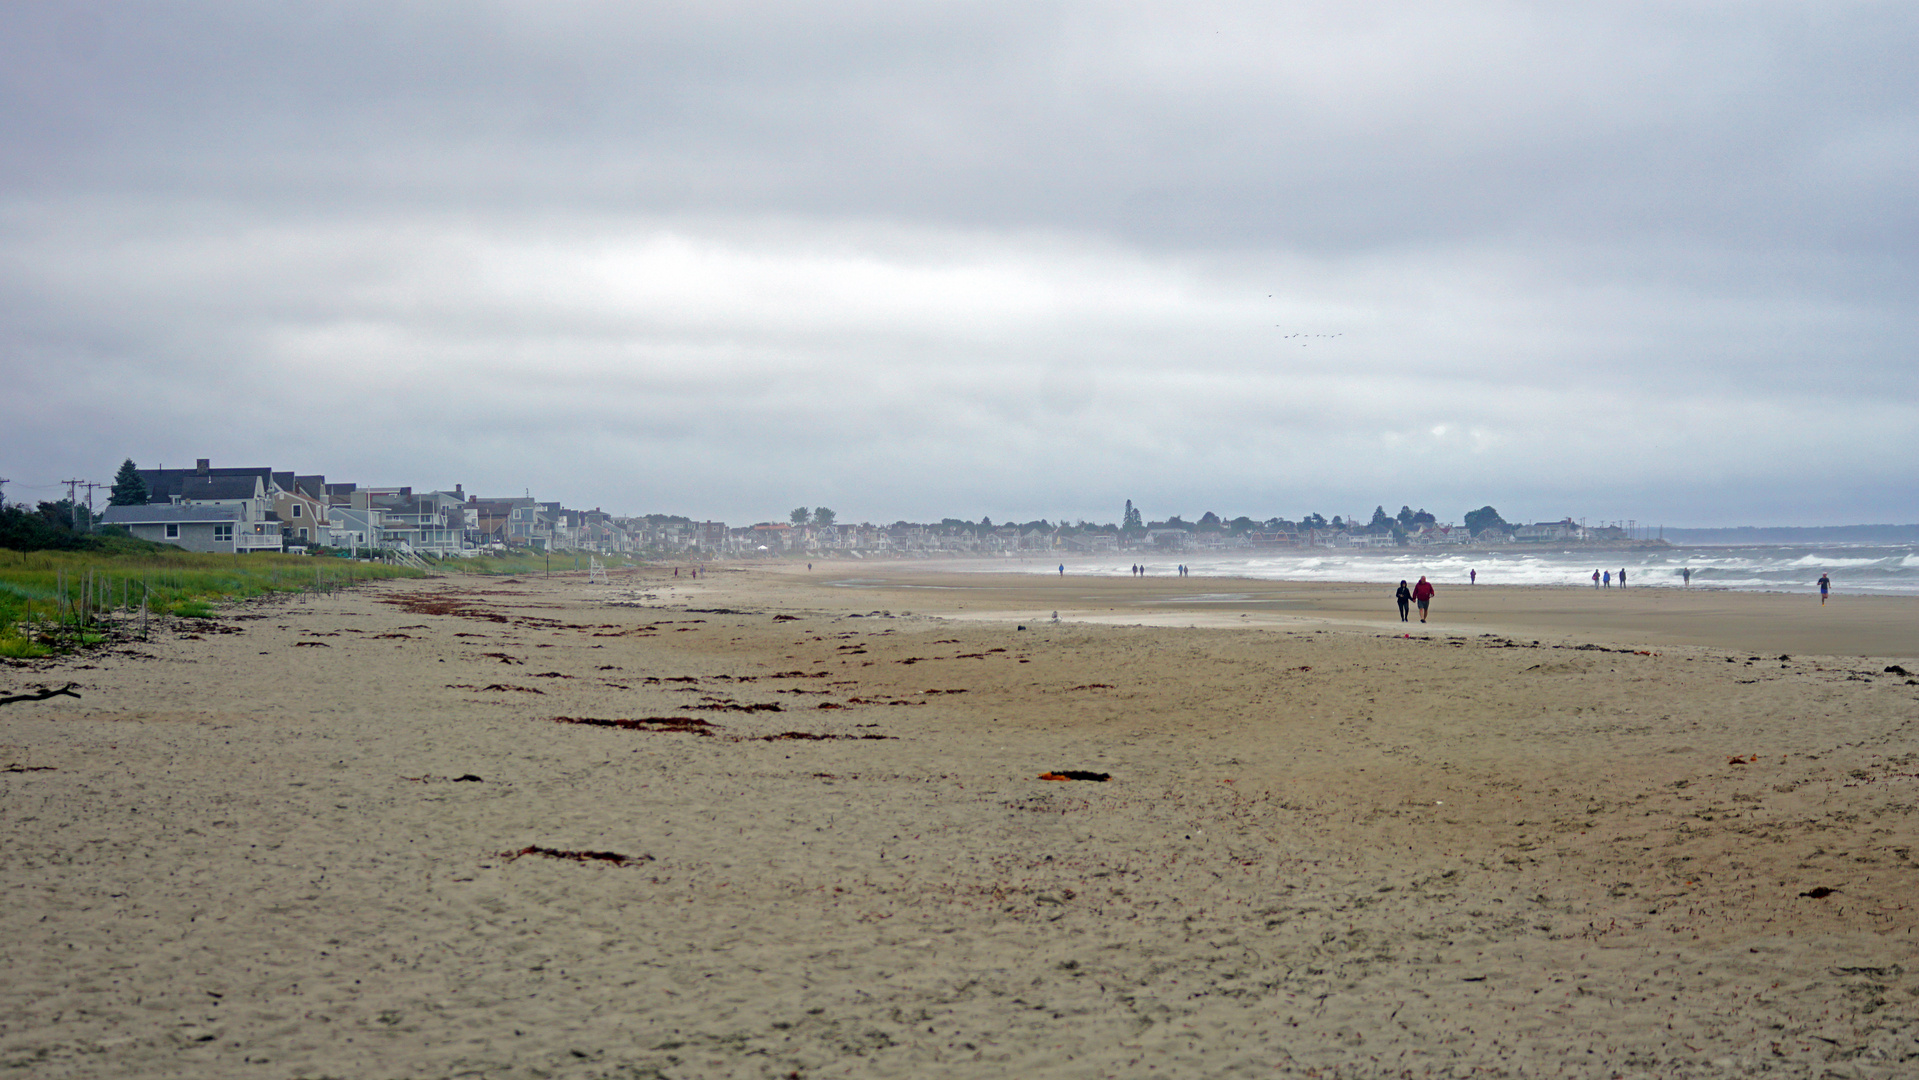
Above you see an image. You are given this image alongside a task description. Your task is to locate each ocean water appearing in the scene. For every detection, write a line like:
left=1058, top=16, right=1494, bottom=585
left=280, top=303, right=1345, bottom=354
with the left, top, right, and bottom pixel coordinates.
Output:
left=1004, top=545, right=1919, bottom=597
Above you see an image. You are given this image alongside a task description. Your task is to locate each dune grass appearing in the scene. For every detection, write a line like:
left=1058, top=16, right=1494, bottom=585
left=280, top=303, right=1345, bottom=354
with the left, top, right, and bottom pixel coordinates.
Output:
left=0, top=549, right=424, bottom=654
left=431, top=549, right=646, bottom=576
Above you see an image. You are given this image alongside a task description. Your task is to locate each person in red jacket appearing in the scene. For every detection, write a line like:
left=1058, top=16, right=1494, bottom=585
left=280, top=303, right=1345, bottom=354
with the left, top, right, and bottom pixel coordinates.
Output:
left=1412, top=575, right=1435, bottom=623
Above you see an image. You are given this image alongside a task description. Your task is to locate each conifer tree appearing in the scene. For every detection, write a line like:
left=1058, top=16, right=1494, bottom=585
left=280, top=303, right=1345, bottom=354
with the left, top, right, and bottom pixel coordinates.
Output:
left=109, top=459, right=149, bottom=506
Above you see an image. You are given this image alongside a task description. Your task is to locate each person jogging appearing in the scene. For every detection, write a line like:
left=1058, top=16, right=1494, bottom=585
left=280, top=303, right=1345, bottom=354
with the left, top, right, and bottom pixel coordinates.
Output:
left=1819, top=573, right=1831, bottom=605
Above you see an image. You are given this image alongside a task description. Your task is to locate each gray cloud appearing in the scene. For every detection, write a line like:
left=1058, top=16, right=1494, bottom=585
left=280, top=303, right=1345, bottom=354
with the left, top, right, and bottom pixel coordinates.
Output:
left=2, top=2, right=1914, bottom=526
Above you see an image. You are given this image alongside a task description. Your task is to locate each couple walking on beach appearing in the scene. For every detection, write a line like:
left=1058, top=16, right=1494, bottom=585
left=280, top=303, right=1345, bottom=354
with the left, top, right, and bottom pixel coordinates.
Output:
left=1395, top=576, right=1435, bottom=623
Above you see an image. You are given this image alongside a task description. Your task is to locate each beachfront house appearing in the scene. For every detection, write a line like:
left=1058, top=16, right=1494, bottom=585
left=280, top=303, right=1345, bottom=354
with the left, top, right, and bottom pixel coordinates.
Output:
left=100, top=503, right=247, bottom=554
left=466, top=496, right=535, bottom=547
left=361, top=487, right=467, bottom=555
left=1146, top=529, right=1193, bottom=552
left=1515, top=519, right=1583, bottom=543
left=274, top=475, right=330, bottom=549
left=326, top=506, right=383, bottom=552
left=175, top=474, right=285, bottom=552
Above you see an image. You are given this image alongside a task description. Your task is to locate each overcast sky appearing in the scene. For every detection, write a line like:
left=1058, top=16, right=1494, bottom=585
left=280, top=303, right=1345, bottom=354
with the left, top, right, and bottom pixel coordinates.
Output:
left=3, top=2, right=1913, bottom=528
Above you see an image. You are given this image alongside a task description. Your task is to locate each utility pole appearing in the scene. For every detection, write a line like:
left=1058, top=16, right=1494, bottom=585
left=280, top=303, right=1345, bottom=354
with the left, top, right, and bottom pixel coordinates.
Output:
left=82, top=482, right=101, bottom=532
left=61, top=479, right=84, bottom=530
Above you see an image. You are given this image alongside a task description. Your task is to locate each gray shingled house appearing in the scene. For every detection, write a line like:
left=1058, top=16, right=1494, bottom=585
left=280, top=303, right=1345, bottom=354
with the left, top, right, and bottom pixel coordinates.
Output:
left=100, top=504, right=245, bottom=554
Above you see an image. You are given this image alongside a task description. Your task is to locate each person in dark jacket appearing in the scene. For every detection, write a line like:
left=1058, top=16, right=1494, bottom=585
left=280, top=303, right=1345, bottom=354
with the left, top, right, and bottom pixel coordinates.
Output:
left=1395, top=580, right=1412, bottom=621
left=1412, top=576, right=1435, bottom=622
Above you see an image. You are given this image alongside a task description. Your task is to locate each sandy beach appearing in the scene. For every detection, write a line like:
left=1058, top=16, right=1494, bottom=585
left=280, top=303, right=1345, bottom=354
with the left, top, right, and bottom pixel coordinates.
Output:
left=4, top=565, right=1918, bottom=1078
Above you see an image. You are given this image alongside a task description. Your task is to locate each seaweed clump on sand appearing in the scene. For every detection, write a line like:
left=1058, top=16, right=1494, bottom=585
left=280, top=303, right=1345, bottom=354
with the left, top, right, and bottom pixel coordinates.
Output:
left=551, top=715, right=717, bottom=736
left=502, top=846, right=651, bottom=867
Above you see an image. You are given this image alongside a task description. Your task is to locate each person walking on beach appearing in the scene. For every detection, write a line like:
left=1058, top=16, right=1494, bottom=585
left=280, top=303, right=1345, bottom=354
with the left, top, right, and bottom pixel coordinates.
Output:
left=1058, top=564, right=1064, bottom=576
left=1469, top=568, right=1476, bottom=585
left=1819, top=572, right=1831, bottom=605
left=1593, top=569, right=1601, bottom=588
left=1412, top=575, right=1435, bottom=623
left=1395, top=580, right=1413, bottom=622
left=1682, top=567, right=1692, bottom=587
left=1619, top=568, right=1627, bottom=588
left=1603, top=570, right=1611, bottom=588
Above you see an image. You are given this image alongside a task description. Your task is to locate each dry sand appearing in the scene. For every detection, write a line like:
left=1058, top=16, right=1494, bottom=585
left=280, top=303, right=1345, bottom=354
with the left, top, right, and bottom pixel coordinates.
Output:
left=3, top=564, right=1918, bottom=1079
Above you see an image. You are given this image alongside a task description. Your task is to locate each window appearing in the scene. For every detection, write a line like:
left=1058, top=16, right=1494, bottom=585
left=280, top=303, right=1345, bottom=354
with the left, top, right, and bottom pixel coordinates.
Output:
left=291, top=504, right=303, bottom=518
left=165, top=523, right=180, bottom=538
left=298, top=527, right=308, bottom=540
left=213, top=524, right=233, bottom=543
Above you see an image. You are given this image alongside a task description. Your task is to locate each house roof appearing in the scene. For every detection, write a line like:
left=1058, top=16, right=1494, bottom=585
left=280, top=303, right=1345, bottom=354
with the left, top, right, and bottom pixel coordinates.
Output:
left=136, top=465, right=278, bottom=502
left=179, top=475, right=264, bottom=501
left=102, top=504, right=240, bottom=525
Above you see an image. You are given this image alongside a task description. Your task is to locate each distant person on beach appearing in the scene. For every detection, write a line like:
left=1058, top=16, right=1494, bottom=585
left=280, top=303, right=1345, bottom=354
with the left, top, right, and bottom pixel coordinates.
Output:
left=1682, top=567, right=1691, bottom=587
left=1619, top=568, right=1627, bottom=588
left=1469, top=569, right=1476, bottom=585
left=1603, top=570, right=1611, bottom=588
left=1395, top=580, right=1412, bottom=622
left=1058, top=564, right=1064, bottom=576
left=1412, top=576, right=1435, bottom=622
left=1819, top=573, right=1831, bottom=605
left=1593, top=570, right=1601, bottom=588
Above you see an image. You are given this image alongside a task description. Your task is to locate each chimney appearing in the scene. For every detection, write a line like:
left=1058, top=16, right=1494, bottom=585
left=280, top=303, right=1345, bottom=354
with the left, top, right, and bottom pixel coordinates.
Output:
left=195, top=458, right=210, bottom=474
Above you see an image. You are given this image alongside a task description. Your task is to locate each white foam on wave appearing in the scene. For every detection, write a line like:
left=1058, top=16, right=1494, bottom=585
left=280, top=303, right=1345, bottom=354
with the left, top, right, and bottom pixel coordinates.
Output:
left=1015, top=544, right=1919, bottom=596
left=1788, top=553, right=1885, bottom=568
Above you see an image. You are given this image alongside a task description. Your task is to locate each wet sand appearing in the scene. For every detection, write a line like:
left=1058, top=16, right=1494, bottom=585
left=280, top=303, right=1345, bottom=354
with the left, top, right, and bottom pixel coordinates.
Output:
left=2, top=566, right=1916, bottom=1078
left=771, top=563, right=1919, bottom=660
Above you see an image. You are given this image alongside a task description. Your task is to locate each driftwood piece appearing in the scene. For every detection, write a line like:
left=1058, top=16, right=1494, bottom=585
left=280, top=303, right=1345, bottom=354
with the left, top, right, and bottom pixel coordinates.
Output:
left=0, top=684, right=81, bottom=707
